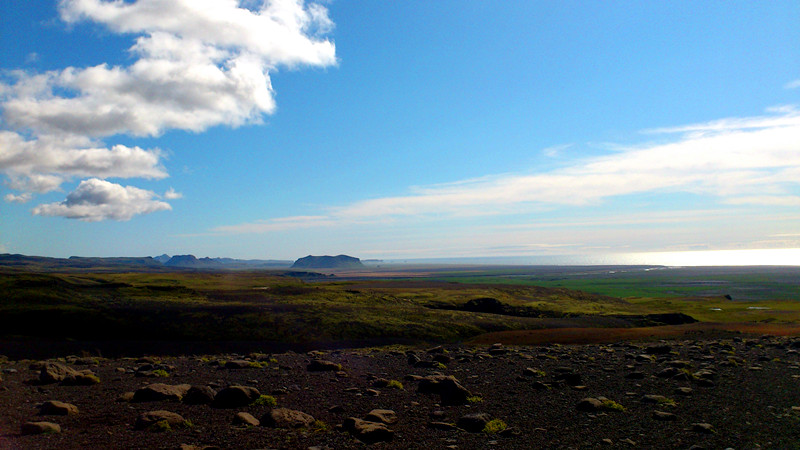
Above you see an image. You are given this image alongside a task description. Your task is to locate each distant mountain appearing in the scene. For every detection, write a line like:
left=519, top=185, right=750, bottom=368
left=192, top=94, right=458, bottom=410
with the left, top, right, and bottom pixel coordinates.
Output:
left=153, top=254, right=171, bottom=264
left=0, top=253, right=293, bottom=272
left=291, top=255, right=364, bottom=269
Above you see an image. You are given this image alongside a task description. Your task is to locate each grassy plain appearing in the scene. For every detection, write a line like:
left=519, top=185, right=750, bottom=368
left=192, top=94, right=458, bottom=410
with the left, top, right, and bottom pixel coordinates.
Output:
left=1, top=265, right=798, bottom=357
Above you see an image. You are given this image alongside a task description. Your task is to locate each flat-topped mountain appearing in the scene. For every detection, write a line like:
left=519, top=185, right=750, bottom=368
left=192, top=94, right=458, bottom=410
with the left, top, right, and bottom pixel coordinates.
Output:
left=291, top=254, right=364, bottom=269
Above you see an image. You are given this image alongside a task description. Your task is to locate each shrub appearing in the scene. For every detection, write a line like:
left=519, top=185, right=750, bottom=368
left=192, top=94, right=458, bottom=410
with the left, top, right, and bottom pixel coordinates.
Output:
left=483, top=419, right=507, bottom=434
left=312, top=420, right=330, bottom=432
left=152, top=369, right=169, bottom=378
left=467, top=395, right=484, bottom=404
left=387, top=380, right=404, bottom=390
left=253, top=395, right=277, bottom=407
left=601, top=399, right=626, bottom=412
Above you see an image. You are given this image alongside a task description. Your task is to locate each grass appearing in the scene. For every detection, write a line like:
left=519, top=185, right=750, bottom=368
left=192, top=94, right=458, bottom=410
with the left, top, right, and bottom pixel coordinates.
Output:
left=151, top=369, right=169, bottom=378
left=1, top=266, right=798, bottom=355
left=467, top=395, right=484, bottom=404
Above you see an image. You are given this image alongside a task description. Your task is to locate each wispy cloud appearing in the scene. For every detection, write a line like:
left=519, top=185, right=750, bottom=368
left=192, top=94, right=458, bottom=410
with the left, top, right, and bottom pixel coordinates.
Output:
left=216, top=107, right=800, bottom=234
left=1, top=0, right=336, bottom=219
left=785, top=79, right=800, bottom=89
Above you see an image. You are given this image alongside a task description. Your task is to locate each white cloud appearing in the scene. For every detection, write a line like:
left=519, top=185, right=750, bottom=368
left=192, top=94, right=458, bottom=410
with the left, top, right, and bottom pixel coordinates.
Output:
left=32, top=178, right=171, bottom=221
left=1, top=0, right=335, bottom=216
left=4, top=193, right=33, bottom=203
left=541, top=143, right=572, bottom=158
left=217, top=108, right=800, bottom=232
left=785, top=79, right=800, bottom=89
left=0, top=132, right=166, bottom=191
left=164, top=187, right=183, bottom=199
left=3, top=0, right=335, bottom=139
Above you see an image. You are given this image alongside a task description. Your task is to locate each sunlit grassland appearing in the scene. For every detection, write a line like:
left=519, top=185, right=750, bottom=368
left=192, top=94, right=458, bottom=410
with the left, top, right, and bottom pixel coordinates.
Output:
left=1, top=267, right=798, bottom=352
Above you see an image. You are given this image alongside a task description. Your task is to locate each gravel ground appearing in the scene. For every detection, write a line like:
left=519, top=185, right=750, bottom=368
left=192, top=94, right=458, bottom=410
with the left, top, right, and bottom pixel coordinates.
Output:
left=2, top=334, right=800, bottom=449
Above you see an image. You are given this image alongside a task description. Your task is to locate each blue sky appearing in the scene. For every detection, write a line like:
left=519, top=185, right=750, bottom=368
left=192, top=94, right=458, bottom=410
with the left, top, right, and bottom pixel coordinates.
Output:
left=1, top=1, right=799, bottom=264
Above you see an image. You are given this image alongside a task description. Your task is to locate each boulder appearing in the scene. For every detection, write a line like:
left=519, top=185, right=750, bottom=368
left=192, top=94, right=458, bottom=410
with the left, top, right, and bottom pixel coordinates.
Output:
left=39, top=363, right=78, bottom=384
left=212, top=386, right=261, bottom=408
left=21, top=421, right=61, bottom=435
left=261, top=408, right=315, bottom=428
left=343, top=417, right=394, bottom=444
left=134, top=410, right=186, bottom=430
left=39, top=400, right=79, bottom=416
left=417, top=375, right=471, bottom=405
left=364, top=409, right=397, bottom=425
left=133, top=383, right=191, bottom=402
left=224, top=360, right=252, bottom=369
left=233, top=412, right=260, bottom=427
left=183, top=385, right=216, bottom=405
left=457, top=413, right=491, bottom=432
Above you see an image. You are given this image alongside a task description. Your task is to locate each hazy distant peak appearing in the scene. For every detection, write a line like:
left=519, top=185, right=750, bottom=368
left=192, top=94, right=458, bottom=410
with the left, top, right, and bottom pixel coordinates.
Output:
left=291, top=255, right=363, bottom=269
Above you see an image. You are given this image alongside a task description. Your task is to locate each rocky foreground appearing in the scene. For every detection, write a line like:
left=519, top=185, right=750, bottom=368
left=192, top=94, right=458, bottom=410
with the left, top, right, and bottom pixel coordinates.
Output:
left=2, top=334, right=800, bottom=449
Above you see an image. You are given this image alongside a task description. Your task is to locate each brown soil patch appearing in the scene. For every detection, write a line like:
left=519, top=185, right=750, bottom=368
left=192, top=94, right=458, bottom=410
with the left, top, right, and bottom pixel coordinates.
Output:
left=467, top=322, right=800, bottom=345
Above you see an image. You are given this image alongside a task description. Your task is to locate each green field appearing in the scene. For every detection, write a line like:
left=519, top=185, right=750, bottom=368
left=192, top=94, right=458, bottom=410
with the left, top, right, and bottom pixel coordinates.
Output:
left=1, top=265, right=799, bottom=357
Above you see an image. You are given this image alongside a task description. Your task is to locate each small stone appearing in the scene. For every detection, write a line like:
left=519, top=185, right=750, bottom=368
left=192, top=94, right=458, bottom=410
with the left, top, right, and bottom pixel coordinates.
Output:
left=307, top=360, right=341, bottom=372
left=653, top=410, right=676, bottom=421
left=428, top=421, right=458, bottom=431
left=642, top=395, right=669, bottom=404
left=675, top=387, right=693, bottom=396
left=691, top=423, right=715, bottom=434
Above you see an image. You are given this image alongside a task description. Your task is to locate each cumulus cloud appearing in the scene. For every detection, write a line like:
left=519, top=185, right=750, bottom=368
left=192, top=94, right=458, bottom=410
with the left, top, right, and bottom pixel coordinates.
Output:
left=216, top=107, right=800, bottom=232
left=164, top=187, right=183, bottom=199
left=4, top=193, right=33, bottom=203
left=32, top=178, right=171, bottom=221
left=1, top=0, right=335, bottom=218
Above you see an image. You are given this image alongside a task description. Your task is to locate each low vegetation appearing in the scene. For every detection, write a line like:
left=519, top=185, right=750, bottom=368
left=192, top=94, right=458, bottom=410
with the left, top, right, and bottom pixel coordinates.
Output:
left=1, top=266, right=798, bottom=357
